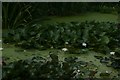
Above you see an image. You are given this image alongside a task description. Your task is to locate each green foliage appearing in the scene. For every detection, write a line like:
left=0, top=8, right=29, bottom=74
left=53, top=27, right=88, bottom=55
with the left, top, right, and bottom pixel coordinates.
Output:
left=3, top=21, right=120, bottom=54
left=99, top=6, right=116, bottom=13
left=30, top=2, right=118, bottom=17
left=111, top=59, right=120, bottom=69
left=2, top=3, right=33, bottom=29
left=2, top=2, right=119, bottom=30
left=2, top=53, right=98, bottom=80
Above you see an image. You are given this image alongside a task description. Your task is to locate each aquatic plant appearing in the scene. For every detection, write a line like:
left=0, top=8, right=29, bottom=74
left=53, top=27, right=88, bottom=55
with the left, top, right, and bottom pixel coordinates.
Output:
left=2, top=53, right=98, bottom=80
left=2, top=21, right=120, bottom=55
left=2, top=3, right=33, bottom=29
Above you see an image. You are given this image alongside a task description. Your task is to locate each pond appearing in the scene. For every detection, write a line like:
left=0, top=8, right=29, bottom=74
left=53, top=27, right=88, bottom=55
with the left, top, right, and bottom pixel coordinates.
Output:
left=2, top=12, right=120, bottom=78
left=2, top=43, right=119, bottom=78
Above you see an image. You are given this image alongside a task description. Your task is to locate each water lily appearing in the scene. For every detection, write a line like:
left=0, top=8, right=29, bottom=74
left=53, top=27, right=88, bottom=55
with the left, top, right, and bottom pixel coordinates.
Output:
left=77, top=70, right=80, bottom=73
left=62, top=48, right=68, bottom=52
left=24, top=50, right=26, bottom=52
left=106, top=71, right=109, bottom=73
left=82, top=42, right=87, bottom=47
left=110, top=52, right=115, bottom=55
left=51, top=46, right=54, bottom=49
left=113, top=7, right=115, bottom=9
left=65, top=42, right=69, bottom=45
left=74, top=69, right=81, bottom=76
left=76, top=23, right=80, bottom=26
left=0, top=48, right=3, bottom=51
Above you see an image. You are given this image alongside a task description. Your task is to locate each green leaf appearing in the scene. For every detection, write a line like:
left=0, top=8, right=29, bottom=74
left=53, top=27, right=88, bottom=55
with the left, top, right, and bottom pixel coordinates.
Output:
left=100, top=36, right=110, bottom=44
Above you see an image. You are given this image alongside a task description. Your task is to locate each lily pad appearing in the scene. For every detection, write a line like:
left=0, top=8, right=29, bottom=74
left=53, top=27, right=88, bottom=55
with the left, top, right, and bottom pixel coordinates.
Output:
left=111, top=59, right=120, bottom=69
left=94, top=55, right=103, bottom=59
left=100, top=72, right=111, bottom=77
left=100, top=57, right=110, bottom=64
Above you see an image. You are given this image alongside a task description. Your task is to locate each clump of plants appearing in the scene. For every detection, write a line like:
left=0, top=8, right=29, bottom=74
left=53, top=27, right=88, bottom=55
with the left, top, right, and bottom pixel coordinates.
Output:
left=3, top=52, right=120, bottom=79
left=3, top=21, right=120, bottom=55
left=2, top=53, right=100, bottom=80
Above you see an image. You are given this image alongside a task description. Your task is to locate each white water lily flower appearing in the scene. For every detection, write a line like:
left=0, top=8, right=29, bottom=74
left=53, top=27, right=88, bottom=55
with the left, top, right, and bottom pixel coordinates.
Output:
left=65, top=42, right=69, bottom=45
left=24, top=50, right=26, bottom=52
left=0, top=48, right=3, bottom=51
left=106, top=71, right=109, bottom=73
left=82, top=42, right=87, bottom=47
left=62, top=48, right=68, bottom=52
left=110, top=52, right=115, bottom=55
left=51, top=46, right=54, bottom=49
left=77, top=70, right=80, bottom=73
left=0, top=40, right=2, bottom=42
